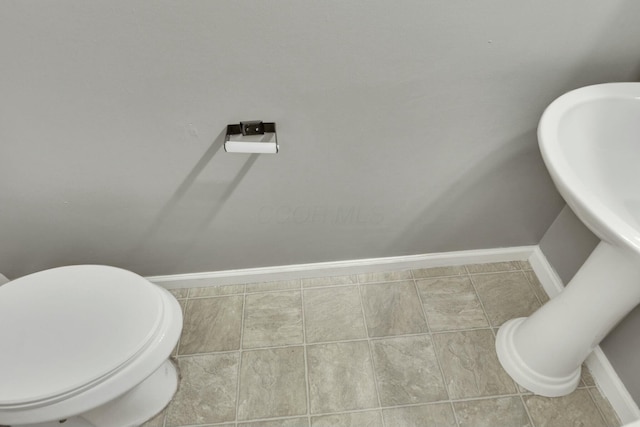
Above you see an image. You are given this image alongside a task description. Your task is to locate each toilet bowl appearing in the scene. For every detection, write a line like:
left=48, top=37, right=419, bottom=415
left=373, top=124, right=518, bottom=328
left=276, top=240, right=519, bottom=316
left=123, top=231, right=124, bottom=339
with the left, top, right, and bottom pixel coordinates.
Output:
left=0, top=265, right=183, bottom=427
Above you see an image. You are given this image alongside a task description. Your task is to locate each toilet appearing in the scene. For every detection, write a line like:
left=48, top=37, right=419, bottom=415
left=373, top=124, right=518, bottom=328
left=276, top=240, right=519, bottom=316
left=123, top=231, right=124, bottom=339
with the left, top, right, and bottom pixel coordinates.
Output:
left=0, top=265, right=183, bottom=427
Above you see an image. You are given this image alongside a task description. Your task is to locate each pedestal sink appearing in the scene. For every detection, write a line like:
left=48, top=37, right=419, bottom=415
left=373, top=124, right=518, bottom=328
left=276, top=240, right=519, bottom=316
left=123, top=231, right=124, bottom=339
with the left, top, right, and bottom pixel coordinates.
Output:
left=496, top=83, right=640, bottom=396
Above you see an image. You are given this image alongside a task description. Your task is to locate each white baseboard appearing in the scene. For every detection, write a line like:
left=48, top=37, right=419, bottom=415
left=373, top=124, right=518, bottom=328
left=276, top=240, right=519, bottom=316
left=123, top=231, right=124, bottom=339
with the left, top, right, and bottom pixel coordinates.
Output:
left=529, top=247, right=640, bottom=424
left=0, top=273, right=9, bottom=286
left=146, top=246, right=535, bottom=288
left=528, top=246, right=565, bottom=297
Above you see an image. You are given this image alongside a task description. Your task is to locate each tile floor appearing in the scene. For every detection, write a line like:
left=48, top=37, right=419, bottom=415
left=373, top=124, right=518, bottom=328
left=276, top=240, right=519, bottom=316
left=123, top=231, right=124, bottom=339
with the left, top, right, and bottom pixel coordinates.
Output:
left=144, top=261, right=621, bottom=427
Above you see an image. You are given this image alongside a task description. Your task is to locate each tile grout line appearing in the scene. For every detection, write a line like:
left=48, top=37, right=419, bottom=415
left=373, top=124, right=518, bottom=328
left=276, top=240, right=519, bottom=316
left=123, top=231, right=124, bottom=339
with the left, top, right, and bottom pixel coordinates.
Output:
left=247, top=390, right=552, bottom=419
left=173, top=422, right=237, bottom=427
left=173, top=300, right=186, bottom=358
left=187, top=292, right=245, bottom=300
left=466, top=270, right=524, bottom=407
left=230, top=414, right=313, bottom=426
left=232, top=392, right=543, bottom=426
left=299, top=282, right=312, bottom=426
left=173, top=326, right=506, bottom=359
left=410, top=270, right=460, bottom=427
left=518, top=393, right=537, bottom=427
left=463, top=261, right=523, bottom=276
left=467, top=265, right=545, bottom=425
left=181, top=270, right=515, bottom=299
left=463, top=269, right=522, bottom=276
left=522, top=270, right=546, bottom=306
left=233, top=288, right=247, bottom=426
left=510, top=271, right=539, bottom=427
left=355, top=275, right=387, bottom=427
left=162, top=294, right=192, bottom=427
left=585, top=386, right=618, bottom=426
left=171, top=290, right=192, bottom=361
left=465, top=265, right=539, bottom=427
left=384, top=391, right=532, bottom=406
left=465, top=269, right=496, bottom=336
left=172, top=267, right=528, bottom=298
left=169, top=269, right=462, bottom=290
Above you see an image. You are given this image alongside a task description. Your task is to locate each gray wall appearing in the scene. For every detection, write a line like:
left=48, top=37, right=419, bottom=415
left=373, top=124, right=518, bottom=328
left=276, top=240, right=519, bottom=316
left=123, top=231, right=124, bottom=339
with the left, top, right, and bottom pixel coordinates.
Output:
left=539, top=206, right=600, bottom=285
left=540, top=206, right=640, bottom=404
left=2, top=1, right=640, bottom=278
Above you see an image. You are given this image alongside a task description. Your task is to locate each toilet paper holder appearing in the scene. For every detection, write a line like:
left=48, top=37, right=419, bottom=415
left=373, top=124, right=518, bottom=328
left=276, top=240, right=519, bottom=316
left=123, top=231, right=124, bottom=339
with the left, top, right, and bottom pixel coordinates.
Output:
left=225, top=121, right=278, bottom=154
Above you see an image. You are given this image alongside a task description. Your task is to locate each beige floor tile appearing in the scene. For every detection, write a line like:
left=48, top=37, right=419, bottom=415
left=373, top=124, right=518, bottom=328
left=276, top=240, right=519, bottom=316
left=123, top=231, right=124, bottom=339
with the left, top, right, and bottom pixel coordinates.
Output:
left=371, top=335, right=447, bottom=405
left=165, top=353, right=239, bottom=426
left=523, top=270, right=550, bottom=304
left=416, top=276, right=489, bottom=331
left=307, top=341, right=378, bottom=414
left=518, top=260, right=533, bottom=270
left=303, top=287, right=366, bottom=343
left=360, top=281, right=428, bottom=337
left=237, top=347, right=307, bottom=421
left=517, top=383, right=533, bottom=394
left=581, top=364, right=595, bottom=387
left=412, top=265, right=467, bottom=279
left=357, top=270, right=412, bottom=283
left=589, top=387, right=622, bottom=427
left=433, top=329, right=516, bottom=399
left=473, top=272, right=540, bottom=327
left=156, top=276, right=237, bottom=290
left=172, top=299, right=187, bottom=357
left=159, top=259, right=622, bottom=427
left=168, top=288, right=188, bottom=299
left=312, top=410, right=383, bottom=427
left=189, top=284, right=245, bottom=298
left=302, top=274, right=357, bottom=287
left=524, top=389, right=606, bottom=427
left=382, top=403, right=457, bottom=427
left=454, top=396, right=531, bottom=427
left=179, top=295, right=243, bottom=354
left=246, top=279, right=300, bottom=293
left=243, top=291, right=303, bottom=348
left=141, top=409, right=165, bottom=427
left=466, top=262, right=521, bottom=274
left=240, top=418, right=310, bottom=427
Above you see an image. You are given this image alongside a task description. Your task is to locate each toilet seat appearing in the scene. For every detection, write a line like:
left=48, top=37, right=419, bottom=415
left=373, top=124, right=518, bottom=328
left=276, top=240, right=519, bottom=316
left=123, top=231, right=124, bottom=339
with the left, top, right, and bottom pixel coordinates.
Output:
left=0, top=265, right=180, bottom=424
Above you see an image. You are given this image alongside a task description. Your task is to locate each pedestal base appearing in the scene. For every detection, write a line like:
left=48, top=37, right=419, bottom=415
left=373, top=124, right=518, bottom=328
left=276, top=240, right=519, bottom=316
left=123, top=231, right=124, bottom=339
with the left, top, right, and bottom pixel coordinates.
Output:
left=497, top=318, right=580, bottom=396
left=496, top=241, right=640, bottom=397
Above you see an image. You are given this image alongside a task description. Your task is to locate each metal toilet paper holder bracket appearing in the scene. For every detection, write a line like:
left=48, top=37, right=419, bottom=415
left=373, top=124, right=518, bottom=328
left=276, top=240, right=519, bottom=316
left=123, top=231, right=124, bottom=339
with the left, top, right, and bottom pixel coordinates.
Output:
left=224, top=121, right=278, bottom=153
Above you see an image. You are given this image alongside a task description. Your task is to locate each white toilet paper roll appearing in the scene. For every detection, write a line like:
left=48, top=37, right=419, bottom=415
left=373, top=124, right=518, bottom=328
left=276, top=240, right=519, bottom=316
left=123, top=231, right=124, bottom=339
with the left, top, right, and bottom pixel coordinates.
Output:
left=225, top=133, right=278, bottom=153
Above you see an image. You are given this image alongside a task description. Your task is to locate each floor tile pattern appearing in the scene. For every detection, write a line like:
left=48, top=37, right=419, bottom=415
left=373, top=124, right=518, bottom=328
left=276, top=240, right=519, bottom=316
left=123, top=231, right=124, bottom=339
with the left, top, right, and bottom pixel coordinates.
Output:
left=150, top=261, right=621, bottom=427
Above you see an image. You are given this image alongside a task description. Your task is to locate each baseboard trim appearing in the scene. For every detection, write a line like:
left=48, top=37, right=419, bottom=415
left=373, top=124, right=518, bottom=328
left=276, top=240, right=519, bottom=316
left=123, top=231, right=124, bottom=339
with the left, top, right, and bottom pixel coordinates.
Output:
left=0, top=273, right=9, bottom=286
left=147, top=246, right=534, bottom=288
left=528, top=246, right=565, bottom=297
left=529, top=247, right=640, bottom=424
left=586, top=348, right=640, bottom=424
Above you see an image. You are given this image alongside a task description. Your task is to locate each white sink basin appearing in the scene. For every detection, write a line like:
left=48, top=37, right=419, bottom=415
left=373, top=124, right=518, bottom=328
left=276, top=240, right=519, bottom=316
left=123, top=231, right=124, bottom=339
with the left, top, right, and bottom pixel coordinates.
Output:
left=539, top=83, right=640, bottom=253
left=496, top=83, right=640, bottom=399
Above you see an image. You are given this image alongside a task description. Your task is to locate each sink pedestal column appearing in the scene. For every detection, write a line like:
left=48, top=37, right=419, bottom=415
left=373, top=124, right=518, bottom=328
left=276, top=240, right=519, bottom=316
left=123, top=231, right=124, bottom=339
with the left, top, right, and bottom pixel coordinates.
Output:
left=496, top=241, right=640, bottom=396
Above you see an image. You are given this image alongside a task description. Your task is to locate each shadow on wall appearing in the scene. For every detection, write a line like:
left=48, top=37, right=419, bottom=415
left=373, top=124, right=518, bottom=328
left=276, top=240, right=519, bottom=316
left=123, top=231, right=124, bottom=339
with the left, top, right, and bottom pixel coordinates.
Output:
left=389, top=129, right=564, bottom=254
left=391, top=0, right=640, bottom=257
left=124, top=129, right=258, bottom=272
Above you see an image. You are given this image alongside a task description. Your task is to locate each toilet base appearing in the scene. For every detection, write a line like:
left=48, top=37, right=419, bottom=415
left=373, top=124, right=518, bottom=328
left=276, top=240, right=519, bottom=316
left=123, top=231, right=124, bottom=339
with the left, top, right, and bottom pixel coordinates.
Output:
left=19, top=359, right=179, bottom=427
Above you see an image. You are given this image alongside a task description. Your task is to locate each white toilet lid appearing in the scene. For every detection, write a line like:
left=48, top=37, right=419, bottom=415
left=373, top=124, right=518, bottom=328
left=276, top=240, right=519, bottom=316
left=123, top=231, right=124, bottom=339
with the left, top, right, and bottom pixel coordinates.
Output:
left=0, top=265, right=163, bottom=407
